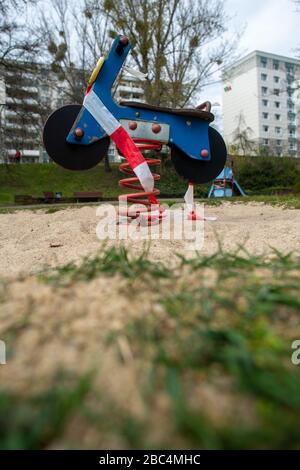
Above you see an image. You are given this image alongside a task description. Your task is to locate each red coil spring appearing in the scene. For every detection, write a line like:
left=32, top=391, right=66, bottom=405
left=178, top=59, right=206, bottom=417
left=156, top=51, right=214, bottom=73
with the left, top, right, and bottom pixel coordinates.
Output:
left=118, top=138, right=164, bottom=225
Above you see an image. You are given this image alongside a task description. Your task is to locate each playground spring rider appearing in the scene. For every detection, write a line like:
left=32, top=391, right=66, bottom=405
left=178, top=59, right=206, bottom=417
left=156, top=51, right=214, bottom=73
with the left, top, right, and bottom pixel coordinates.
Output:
left=43, top=35, right=227, bottom=221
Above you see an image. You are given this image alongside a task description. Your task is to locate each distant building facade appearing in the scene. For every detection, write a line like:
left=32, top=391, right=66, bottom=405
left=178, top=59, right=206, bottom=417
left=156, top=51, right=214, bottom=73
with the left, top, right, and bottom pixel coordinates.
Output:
left=222, top=51, right=300, bottom=157
left=0, top=62, right=145, bottom=164
left=0, top=61, right=67, bottom=164
left=109, top=74, right=145, bottom=162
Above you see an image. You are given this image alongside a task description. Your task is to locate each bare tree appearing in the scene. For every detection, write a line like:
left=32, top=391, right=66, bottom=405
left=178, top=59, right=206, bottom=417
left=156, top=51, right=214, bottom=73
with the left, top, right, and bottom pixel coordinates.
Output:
left=231, top=113, right=255, bottom=156
left=0, top=0, right=40, bottom=67
left=35, top=0, right=110, bottom=103
left=33, top=0, right=112, bottom=168
left=100, top=0, right=239, bottom=107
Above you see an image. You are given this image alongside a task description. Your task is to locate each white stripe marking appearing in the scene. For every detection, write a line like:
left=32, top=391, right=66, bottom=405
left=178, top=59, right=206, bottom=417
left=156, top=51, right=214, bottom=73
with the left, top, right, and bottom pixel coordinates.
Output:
left=134, top=161, right=154, bottom=192
left=83, top=90, right=120, bottom=136
left=184, top=184, right=194, bottom=209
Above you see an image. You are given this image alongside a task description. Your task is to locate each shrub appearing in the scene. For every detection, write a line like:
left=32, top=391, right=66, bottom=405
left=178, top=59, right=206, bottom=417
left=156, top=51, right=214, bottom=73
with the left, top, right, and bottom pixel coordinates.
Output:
left=233, top=156, right=300, bottom=191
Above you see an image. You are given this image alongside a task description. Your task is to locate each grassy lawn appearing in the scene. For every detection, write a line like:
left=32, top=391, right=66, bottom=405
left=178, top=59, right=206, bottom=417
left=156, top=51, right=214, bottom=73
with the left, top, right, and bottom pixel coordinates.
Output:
left=1, top=160, right=300, bottom=207
left=0, top=162, right=192, bottom=204
left=1, top=246, right=300, bottom=449
left=1, top=162, right=300, bottom=210
left=0, top=163, right=122, bottom=204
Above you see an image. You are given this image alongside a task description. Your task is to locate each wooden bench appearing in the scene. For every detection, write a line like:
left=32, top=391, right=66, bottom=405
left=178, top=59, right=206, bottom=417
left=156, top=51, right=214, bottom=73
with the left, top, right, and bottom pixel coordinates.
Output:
left=43, top=191, right=55, bottom=202
left=73, top=191, right=103, bottom=202
left=14, top=195, right=34, bottom=205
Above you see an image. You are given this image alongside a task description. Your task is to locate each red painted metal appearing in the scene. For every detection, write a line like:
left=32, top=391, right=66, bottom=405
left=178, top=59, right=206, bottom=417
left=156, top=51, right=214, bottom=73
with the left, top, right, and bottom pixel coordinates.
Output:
left=129, top=121, right=138, bottom=130
left=152, top=123, right=161, bottom=134
left=74, top=128, right=84, bottom=139
left=118, top=138, right=165, bottom=225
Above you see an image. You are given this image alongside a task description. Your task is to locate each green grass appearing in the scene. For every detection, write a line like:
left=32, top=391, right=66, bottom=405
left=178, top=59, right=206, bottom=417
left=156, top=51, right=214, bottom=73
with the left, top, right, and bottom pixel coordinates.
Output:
left=41, top=245, right=174, bottom=285
left=1, top=246, right=300, bottom=449
left=195, top=194, right=300, bottom=209
left=234, top=194, right=300, bottom=209
left=0, top=163, right=122, bottom=204
left=106, top=248, right=300, bottom=449
left=0, top=373, right=92, bottom=450
left=1, top=159, right=300, bottom=206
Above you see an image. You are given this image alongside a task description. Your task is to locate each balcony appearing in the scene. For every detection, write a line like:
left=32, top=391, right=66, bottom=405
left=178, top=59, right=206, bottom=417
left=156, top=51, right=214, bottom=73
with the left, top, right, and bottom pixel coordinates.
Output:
left=287, top=112, right=296, bottom=121
left=118, top=85, right=144, bottom=95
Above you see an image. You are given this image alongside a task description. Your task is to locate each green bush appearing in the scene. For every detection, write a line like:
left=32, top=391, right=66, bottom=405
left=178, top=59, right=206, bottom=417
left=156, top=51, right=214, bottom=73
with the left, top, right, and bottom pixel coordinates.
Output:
left=233, top=156, right=300, bottom=191
left=293, top=180, right=300, bottom=194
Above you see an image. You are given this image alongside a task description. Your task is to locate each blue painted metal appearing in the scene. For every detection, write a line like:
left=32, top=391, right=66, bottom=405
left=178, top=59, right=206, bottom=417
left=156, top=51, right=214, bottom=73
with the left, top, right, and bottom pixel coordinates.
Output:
left=208, top=166, right=246, bottom=198
left=233, top=180, right=246, bottom=197
left=66, top=36, right=211, bottom=161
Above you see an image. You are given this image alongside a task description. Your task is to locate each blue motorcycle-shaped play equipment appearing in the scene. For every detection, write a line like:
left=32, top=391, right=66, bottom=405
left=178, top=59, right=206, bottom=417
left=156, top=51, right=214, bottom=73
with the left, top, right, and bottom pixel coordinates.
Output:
left=43, top=35, right=227, bottom=187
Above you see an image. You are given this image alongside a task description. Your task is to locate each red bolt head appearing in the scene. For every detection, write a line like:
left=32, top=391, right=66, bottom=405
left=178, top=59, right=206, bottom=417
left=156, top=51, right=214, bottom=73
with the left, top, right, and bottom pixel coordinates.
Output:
left=152, top=123, right=161, bottom=134
left=201, top=149, right=209, bottom=158
left=119, top=36, right=129, bottom=46
left=188, top=211, right=200, bottom=221
left=74, top=128, right=84, bottom=139
left=129, top=121, right=137, bottom=131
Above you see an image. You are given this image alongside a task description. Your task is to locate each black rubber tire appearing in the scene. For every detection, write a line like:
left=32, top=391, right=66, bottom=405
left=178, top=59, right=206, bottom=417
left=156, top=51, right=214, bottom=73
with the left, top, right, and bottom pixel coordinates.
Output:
left=171, top=126, right=227, bottom=184
left=43, top=104, right=110, bottom=171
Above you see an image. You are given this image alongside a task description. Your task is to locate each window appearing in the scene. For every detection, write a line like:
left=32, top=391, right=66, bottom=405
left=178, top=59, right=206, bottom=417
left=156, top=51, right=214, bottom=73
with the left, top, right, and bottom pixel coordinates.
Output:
left=289, top=129, right=295, bottom=136
left=273, top=89, right=280, bottom=96
left=287, top=74, right=294, bottom=85
left=274, top=76, right=280, bottom=83
left=263, top=125, right=269, bottom=132
left=288, top=123, right=296, bottom=131
left=263, top=112, right=269, bottom=119
left=261, top=73, right=267, bottom=81
left=275, top=127, right=281, bottom=134
left=275, top=101, right=280, bottom=108
left=273, top=60, right=279, bottom=70
left=288, top=111, right=296, bottom=121
left=260, top=57, right=267, bottom=68
left=275, top=114, right=281, bottom=121
left=263, top=139, right=269, bottom=145
left=262, top=86, right=268, bottom=95
left=277, top=140, right=281, bottom=145
left=286, top=62, right=294, bottom=73
left=262, top=99, right=268, bottom=106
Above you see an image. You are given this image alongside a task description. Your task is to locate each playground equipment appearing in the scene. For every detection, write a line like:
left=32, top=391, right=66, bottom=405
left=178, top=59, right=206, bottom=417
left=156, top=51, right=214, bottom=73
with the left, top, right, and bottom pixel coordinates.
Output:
left=208, top=159, right=246, bottom=198
left=43, top=35, right=227, bottom=222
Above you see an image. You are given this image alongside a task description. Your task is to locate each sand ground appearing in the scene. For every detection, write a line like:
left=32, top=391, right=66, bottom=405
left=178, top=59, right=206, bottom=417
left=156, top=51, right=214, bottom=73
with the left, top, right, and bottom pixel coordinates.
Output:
left=0, top=202, right=299, bottom=449
left=0, top=202, right=299, bottom=278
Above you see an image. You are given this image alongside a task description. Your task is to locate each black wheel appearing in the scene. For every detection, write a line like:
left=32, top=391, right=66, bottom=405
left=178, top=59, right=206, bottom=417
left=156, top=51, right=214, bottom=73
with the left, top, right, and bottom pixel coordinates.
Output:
left=43, top=104, right=110, bottom=171
left=171, top=126, right=227, bottom=184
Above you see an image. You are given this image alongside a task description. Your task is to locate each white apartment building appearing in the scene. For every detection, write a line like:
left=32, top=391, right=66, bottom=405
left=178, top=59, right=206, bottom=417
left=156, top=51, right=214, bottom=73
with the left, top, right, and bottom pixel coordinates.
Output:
left=222, top=51, right=300, bottom=157
left=0, top=62, right=69, bottom=164
left=108, top=74, right=145, bottom=162
left=0, top=62, right=145, bottom=164
left=116, top=74, right=145, bottom=103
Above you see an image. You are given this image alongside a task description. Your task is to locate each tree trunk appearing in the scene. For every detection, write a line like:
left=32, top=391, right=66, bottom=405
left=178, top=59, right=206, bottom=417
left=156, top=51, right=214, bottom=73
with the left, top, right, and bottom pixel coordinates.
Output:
left=104, top=153, right=111, bottom=172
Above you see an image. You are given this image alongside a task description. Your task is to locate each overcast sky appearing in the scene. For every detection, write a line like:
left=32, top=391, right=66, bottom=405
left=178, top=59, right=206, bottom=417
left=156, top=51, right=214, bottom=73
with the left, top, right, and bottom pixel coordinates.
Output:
left=201, top=0, right=300, bottom=111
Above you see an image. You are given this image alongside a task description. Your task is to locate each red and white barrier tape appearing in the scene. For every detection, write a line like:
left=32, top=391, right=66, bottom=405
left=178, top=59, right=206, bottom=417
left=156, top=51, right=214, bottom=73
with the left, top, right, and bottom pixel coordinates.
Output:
left=184, top=183, right=217, bottom=221
left=83, top=89, right=154, bottom=192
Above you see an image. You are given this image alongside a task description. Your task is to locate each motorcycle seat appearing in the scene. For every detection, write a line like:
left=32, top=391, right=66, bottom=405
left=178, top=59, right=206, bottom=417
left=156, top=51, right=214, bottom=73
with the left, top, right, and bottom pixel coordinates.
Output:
left=119, top=101, right=214, bottom=123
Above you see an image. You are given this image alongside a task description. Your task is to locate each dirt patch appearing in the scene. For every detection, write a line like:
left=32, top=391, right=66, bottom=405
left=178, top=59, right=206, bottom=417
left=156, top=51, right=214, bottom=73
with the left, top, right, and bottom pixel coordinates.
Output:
left=0, top=202, right=299, bottom=278
left=0, top=202, right=300, bottom=449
